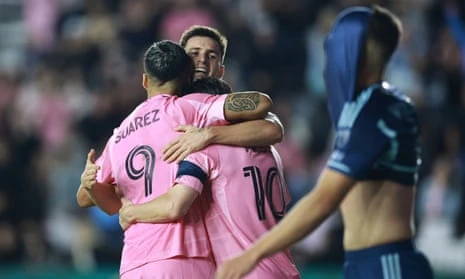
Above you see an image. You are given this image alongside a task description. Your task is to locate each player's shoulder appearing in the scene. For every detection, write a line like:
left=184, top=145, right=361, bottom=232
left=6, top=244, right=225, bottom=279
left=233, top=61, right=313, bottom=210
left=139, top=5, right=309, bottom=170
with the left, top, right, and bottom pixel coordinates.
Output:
left=183, top=145, right=222, bottom=171
left=372, top=82, right=418, bottom=125
left=208, top=144, right=273, bottom=163
left=205, top=143, right=239, bottom=159
left=182, top=93, right=227, bottom=105
left=159, top=94, right=199, bottom=120
left=181, top=93, right=214, bottom=102
left=373, top=82, right=415, bottom=108
left=175, top=93, right=214, bottom=110
left=115, top=104, right=142, bottom=132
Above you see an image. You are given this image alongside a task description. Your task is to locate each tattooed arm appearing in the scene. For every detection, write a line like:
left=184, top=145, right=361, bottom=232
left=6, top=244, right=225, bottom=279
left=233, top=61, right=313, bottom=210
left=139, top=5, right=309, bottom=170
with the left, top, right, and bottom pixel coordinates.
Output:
left=222, top=92, right=272, bottom=122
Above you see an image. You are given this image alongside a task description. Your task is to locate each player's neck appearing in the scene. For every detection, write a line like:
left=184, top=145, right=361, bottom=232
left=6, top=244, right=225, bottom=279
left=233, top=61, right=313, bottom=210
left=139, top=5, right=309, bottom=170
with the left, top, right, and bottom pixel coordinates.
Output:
left=146, top=84, right=179, bottom=99
left=356, top=68, right=383, bottom=91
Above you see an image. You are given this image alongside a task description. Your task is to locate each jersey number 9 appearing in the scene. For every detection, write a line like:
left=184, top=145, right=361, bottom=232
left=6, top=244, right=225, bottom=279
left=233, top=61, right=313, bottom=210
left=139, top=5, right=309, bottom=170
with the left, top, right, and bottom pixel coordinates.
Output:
left=125, top=145, right=156, bottom=197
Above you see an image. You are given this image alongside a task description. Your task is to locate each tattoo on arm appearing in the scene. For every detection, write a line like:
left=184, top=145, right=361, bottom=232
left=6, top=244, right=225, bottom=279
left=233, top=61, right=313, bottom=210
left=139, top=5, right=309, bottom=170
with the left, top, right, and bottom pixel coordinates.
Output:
left=225, top=93, right=260, bottom=112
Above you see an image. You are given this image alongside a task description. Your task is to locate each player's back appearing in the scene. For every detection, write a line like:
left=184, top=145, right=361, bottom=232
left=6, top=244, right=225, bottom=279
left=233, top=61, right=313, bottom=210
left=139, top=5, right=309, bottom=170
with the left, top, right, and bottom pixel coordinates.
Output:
left=99, top=93, right=226, bottom=274
left=328, top=82, right=421, bottom=251
left=202, top=145, right=300, bottom=278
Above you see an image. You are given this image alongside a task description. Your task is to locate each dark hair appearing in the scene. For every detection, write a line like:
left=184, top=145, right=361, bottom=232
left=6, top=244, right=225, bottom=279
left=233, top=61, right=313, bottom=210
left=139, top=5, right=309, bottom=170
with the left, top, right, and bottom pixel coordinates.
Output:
left=188, top=77, right=232, bottom=95
left=143, top=40, right=193, bottom=83
left=179, top=25, right=228, bottom=63
left=366, top=5, right=402, bottom=65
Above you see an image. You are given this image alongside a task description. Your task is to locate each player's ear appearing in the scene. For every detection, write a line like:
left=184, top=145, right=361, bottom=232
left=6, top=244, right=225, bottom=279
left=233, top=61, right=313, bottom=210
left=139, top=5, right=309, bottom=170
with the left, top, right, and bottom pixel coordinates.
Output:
left=142, top=74, right=148, bottom=89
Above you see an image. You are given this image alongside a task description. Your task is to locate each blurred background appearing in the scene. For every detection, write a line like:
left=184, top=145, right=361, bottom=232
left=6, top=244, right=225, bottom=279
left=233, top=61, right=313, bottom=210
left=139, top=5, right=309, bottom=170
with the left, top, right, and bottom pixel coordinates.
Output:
left=0, top=0, right=464, bottom=278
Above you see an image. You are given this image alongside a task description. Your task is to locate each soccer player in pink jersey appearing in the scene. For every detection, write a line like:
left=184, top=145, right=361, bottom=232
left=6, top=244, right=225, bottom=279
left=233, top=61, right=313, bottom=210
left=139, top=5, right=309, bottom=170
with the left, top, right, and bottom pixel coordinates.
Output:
left=161, top=25, right=285, bottom=164
left=116, top=77, right=300, bottom=279
left=179, top=25, right=226, bottom=81
left=77, top=25, right=284, bottom=208
left=81, top=40, right=273, bottom=279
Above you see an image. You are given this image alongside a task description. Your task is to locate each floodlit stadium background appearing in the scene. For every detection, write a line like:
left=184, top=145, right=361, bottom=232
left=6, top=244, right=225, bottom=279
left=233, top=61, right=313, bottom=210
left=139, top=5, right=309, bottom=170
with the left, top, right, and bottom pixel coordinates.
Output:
left=0, top=0, right=464, bottom=278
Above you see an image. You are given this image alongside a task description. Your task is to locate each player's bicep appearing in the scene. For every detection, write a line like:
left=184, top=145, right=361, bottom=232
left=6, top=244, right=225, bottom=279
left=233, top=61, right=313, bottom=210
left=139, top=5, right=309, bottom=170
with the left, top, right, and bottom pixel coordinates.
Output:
left=223, top=92, right=272, bottom=122
left=313, top=168, right=356, bottom=208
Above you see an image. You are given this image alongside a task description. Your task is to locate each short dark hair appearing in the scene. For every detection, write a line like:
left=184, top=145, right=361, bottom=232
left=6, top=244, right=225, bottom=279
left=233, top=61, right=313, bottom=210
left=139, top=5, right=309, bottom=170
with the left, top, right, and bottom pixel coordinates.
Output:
left=179, top=25, right=228, bottom=63
left=188, top=77, right=232, bottom=95
left=143, top=40, right=193, bottom=83
left=366, top=5, right=402, bottom=65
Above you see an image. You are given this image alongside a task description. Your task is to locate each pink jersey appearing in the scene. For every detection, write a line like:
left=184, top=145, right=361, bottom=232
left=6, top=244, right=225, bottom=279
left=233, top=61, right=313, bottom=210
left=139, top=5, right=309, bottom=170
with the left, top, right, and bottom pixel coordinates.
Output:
left=175, top=146, right=300, bottom=278
left=95, top=93, right=228, bottom=275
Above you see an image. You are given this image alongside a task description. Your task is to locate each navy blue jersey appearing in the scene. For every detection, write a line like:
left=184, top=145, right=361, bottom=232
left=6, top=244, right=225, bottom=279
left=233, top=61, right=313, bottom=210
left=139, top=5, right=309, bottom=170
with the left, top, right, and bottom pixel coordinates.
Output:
left=327, top=82, right=421, bottom=186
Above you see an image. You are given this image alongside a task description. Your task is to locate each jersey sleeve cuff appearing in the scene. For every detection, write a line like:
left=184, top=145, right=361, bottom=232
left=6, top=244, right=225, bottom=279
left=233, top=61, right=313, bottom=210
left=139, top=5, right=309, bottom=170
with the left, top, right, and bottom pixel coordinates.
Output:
left=95, top=156, right=107, bottom=183
left=327, top=160, right=364, bottom=180
left=175, top=175, right=204, bottom=193
left=175, top=160, right=208, bottom=193
left=209, top=94, right=228, bottom=122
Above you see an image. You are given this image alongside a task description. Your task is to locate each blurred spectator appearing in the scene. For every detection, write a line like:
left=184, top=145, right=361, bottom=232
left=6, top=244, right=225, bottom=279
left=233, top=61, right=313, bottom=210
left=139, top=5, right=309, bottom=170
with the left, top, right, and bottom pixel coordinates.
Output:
left=160, top=0, right=218, bottom=42
left=416, top=156, right=465, bottom=274
left=417, top=157, right=461, bottom=223
left=305, top=6, right=337, bottom=98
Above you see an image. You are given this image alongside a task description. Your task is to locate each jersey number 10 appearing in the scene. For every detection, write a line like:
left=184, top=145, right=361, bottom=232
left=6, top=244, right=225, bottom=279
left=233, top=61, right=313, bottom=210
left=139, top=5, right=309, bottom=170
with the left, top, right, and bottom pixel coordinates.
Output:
left=243, top=166, right=286, bottom=221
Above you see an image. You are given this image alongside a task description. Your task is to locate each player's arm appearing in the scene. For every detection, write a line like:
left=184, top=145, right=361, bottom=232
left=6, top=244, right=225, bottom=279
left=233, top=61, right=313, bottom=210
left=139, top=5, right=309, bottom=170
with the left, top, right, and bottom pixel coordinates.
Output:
left=77, top=183, right=119, bottom=208
left=216, top=95, right=394, bottom=279
left=207, top=112, right=283, bottom=146
left=222, top=91, right=272, bottom=122
left=119, top=184, right=199, bottom=229
left=76, top=148, right=121, bottom=214
left=163, top=112, right=283, bottom=163
left=215, top=168, right=354, bottom=279
left=76, top=149, right=100, bottom=208
left=76, top=149, right=116, bottom=208
left=119, top=157, right=209, bottom=230
left=77, top=185, right=95, bottom=208
left=85, top=182, right=121, bottom=215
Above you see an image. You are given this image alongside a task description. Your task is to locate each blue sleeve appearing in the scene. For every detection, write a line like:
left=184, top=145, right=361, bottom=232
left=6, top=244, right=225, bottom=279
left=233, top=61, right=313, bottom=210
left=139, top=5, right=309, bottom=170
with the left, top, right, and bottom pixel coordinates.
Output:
left=328, top=96, right=394, bottom=180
